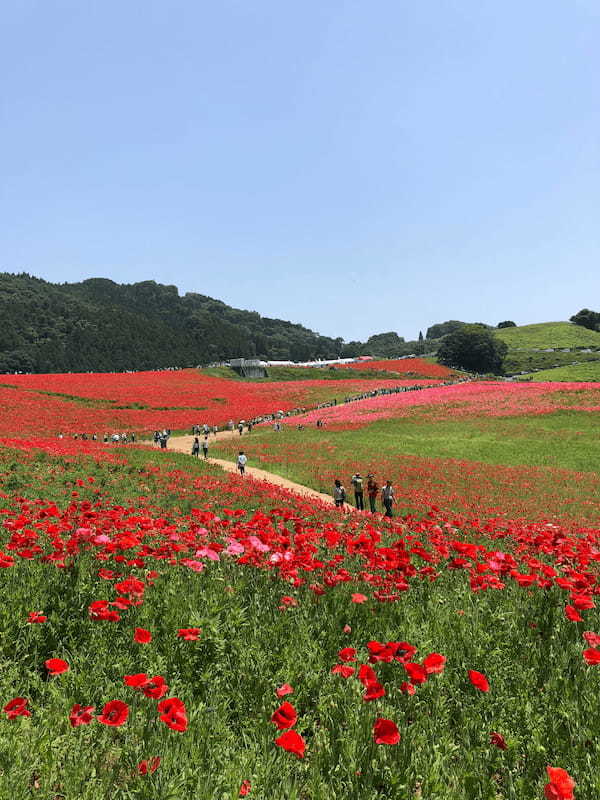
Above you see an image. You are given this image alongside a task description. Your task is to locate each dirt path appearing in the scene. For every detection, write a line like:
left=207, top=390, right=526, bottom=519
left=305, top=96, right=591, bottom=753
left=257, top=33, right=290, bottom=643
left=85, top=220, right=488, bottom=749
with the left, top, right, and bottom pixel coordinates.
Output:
left=167, top=433, right=352, bottom=508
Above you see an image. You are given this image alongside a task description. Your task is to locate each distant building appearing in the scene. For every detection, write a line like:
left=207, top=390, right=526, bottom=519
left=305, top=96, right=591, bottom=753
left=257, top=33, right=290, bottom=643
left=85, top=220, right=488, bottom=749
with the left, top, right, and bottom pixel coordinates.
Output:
left=229, top=358, right=268, bottom=378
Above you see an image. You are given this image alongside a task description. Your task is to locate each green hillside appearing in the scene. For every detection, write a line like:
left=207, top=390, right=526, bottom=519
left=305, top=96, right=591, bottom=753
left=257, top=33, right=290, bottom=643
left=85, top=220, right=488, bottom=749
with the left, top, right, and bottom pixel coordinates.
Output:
left=495, top=321, right=600, bottom=349
left=517, top=361, right=600, bottom=382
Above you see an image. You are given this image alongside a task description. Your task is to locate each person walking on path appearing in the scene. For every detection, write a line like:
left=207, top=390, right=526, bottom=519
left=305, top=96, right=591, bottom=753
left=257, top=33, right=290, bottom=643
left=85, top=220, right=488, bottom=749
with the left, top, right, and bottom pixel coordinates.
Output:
left=238, top=422, right=244, bottom=436
left=351, top=473, right=364, bottom=510
left=381, top=480, right=395, bottom=517
left=333, top=479, right=346, bottom=508
left=237, top=451, right=248, bottom=475
left=192, top=437, right=200, bottom=457
left=202, top=437, right=209, bottom=459
left=366, top=474, right=379, bottom=513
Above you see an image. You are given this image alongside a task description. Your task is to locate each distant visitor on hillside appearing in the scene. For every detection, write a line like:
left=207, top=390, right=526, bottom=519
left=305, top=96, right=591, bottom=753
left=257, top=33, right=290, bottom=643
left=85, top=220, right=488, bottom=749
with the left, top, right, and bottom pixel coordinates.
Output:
left=351, top=473, right=364, bottom=510
left=367, top=474, right=379, bottom=513
left=381, top=480, right=395, bottom=517
left=237, top=451, right=247, bottom=475
left=192, top=437, right=200, bottom=457
left=238, top=421, right=244, bottom=435
left=333, top=479, right=346, bottom=507
left=202, top=437, right=209, bottom=458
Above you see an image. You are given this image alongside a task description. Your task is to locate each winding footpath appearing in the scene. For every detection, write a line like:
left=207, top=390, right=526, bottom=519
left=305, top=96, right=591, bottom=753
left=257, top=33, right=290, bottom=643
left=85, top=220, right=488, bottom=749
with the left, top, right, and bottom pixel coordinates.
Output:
left=167, top=430, right=350, bottom=508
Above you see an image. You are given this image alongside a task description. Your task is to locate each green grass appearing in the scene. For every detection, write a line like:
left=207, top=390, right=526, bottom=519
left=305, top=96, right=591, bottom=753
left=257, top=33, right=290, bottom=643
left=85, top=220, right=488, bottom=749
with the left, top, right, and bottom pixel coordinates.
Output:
left=495, top=321, right=600, bottom=350
left=503, top=349, right=600, bottom=375
left=516, top=361, right=600, bottom=382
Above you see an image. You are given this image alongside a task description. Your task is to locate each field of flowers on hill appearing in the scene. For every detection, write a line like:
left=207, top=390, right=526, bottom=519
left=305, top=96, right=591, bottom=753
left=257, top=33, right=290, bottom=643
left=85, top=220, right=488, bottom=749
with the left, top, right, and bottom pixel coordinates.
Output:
left=342, top=358, right=456, bottom=379
left=0, top=378, right=597, bottom=798
left=0, top=369, right=442, bottom=437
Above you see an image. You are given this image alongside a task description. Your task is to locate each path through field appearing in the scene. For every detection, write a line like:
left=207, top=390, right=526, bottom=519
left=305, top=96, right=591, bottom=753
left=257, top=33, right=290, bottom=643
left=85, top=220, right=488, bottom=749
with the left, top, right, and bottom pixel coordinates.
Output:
left=168, top=431, right=349, bottom=507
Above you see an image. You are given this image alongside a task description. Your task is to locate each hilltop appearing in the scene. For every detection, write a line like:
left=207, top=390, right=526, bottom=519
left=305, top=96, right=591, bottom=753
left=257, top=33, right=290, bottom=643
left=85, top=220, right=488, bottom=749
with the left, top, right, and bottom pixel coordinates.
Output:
left=495, top=321, right=600, bottom=350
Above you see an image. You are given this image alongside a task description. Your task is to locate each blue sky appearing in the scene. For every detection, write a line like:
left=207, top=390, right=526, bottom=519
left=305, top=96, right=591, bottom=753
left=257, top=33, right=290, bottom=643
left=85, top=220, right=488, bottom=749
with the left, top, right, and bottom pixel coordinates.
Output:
left=2, top=1, right=599, bottom=341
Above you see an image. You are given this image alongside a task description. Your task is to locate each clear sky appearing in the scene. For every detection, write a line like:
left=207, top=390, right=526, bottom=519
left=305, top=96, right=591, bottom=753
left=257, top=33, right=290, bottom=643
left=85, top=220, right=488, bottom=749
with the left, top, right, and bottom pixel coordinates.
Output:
left=2, top=1, right=599, bottom=341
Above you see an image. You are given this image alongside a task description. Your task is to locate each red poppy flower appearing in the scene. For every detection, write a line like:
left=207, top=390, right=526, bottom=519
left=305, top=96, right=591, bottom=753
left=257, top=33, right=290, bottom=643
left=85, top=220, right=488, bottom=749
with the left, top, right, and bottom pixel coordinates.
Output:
left=404, top=662, right=428, bottom=685
left=276, top=683, right=294, bottom=698
left=69, top=704, right=95, bottom=727
left=97, top=700, right=129, bottom=727
left=351, top=593, right=368, bottom=604
left=338, top=647, right=357, bottom=662
left=28, top=612, right=46, bottom=624
left=138, top=756, right=161, bottom=775
left=45, top=658, right=69, bottom=676
left=134, top=627, right=152, bottom=644
left=331, top=664, right=355, bottom=678
left=489, top=732, right=507, bottom=750
left=565, top=605, right=583, bottom=622
left=275, top=729, right=306, bottom=758
left=583, top=631, right=600, bottom=647
left=400, top=681, right=416, bottom=695
left=239, top=779, right=251, bottom=796
left=544, top=766, right=575, bottom=800
left=177, top=628, right=201, bottom=640
left=571, top=594, right=595, bottom=610
left=373, top=717, right=400, bottom=745
left=271, top=701, right=297, bottom=730
left=583, top=648, right=600, bottom=665
left=157, top=697, right=188, bottom=732
left=423, top=653, right=446, bottom=675
left=468, top=670, right=490, bottom=692
left=3, top=697, right=31, bottom=720
left=142, top=675, right=169, bottom=699
left=357, top=664, right=378, bottom=686
left=124, top=672, right=149, bottom=688
left=363, top=680, right=386, bottom=701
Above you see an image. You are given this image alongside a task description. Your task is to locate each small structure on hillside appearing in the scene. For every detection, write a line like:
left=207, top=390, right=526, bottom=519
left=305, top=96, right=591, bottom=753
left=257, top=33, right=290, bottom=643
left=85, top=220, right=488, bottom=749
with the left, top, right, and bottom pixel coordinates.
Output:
left=229, top=358, right=268, bottom=378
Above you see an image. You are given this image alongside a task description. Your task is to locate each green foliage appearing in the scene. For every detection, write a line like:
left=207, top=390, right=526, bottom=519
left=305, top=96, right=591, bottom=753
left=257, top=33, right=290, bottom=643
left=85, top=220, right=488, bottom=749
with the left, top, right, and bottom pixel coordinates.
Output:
left=437, top=325, right=507, bottom=374
left=425, top=321, right=466, bottom=340
left=497, top=321, right=516, bottom=328
left=570, top=308, right=600, bottom=331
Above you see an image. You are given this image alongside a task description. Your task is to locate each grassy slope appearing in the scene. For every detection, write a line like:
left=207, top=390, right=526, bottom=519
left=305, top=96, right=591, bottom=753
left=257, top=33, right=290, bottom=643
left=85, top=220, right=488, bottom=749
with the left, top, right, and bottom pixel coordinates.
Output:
left=495, top=321, right=600, bottom=350
left=517, top=361, right=600, bottom=382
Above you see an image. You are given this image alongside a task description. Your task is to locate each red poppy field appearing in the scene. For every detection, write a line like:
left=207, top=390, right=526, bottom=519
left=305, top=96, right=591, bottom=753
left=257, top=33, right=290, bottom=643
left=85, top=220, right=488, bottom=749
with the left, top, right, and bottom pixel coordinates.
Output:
left=0, top=369, right=443, bottom=437
left=1, top=375, right=598, bottom=798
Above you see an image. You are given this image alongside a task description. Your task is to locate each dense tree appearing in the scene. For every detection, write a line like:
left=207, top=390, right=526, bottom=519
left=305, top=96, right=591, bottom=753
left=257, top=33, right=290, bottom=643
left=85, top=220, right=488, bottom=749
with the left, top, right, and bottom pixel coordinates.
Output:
left=497, top=321, right=516, bottom=328
left=570, top=309, right=600, bottom=332
left=364, top=332, right=405, bottom=357
left=426, top=320, right=466, bottom=340
left=437, top=324, right=508, bottom=374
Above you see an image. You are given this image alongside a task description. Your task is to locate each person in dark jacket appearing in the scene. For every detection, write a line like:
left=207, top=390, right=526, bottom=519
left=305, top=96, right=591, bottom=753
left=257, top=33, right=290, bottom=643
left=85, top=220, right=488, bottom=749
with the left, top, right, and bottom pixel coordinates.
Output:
left=367, top=474, right=379, bottom=513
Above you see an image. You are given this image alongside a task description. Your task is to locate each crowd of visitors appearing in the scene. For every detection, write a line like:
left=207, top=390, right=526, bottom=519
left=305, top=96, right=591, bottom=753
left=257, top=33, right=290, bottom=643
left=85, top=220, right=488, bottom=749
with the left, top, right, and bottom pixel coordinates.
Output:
left=333, top=474, right=395, bottom=516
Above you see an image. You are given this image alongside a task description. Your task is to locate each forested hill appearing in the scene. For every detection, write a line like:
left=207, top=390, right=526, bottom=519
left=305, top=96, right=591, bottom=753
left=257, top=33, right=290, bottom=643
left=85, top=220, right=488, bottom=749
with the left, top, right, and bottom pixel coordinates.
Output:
left=0, top=273, right=341, bottom=372
left=0, top=273, right=412, bottom=373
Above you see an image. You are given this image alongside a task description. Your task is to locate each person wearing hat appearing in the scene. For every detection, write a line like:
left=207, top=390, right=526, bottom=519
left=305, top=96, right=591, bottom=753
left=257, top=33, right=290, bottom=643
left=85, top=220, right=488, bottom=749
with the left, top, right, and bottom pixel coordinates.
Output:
left=366, top=474, right=379, bottom=513
left=351, top=473, right=364, bottom=510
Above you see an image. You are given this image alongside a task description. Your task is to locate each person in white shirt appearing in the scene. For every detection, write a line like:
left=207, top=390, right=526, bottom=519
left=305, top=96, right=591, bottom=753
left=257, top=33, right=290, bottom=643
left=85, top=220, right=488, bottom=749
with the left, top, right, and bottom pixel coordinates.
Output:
left=237, top=451, right=248, bottom=475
